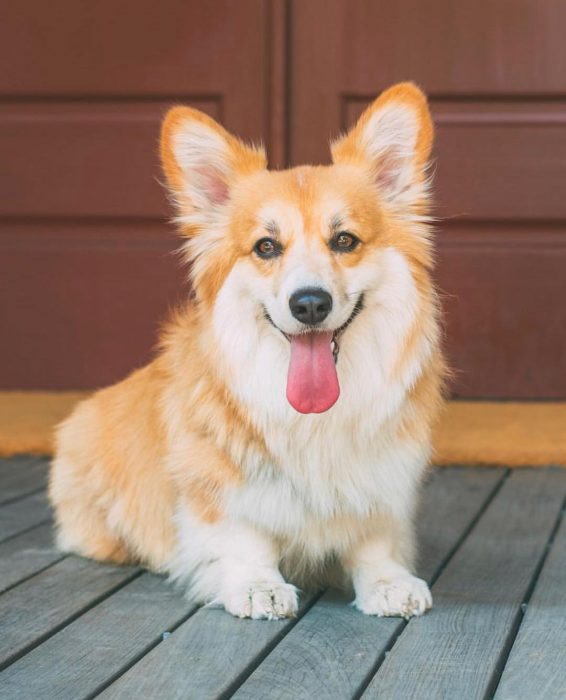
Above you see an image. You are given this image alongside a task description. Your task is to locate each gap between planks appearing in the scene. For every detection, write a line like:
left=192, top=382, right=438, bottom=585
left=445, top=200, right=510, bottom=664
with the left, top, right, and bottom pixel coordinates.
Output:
left=359, top=469, right=566, bottom=700
left=488, top=495, right=566, bottom=699
left=99, top=468, right=506, bottom=699
left=3, top=465, right=562, bottom=700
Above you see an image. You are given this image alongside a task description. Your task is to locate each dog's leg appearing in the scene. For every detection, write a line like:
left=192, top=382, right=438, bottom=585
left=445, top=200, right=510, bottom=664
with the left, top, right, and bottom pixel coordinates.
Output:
left=170, top=510, right=298, bottom=620
left=345, top=521, right=432, bottom=619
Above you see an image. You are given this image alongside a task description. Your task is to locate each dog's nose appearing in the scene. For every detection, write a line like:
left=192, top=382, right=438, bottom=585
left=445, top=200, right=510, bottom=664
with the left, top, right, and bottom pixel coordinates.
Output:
left=289, top=287, right=333, bottom=325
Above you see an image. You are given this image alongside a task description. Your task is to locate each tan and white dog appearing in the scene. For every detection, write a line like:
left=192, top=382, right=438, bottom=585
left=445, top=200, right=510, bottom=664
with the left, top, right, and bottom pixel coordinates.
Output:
left=49, top=82, right=445, bottom=620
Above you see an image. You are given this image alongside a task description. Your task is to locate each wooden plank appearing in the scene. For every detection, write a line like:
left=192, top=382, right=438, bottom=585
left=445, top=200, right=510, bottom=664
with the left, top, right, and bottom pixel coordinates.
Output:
left=0, top=557, right=139, bottom=669
left=362, top=469, right=566, bottom=700
left=0, top=491, right=51, bottom=543
left=99, top=468, right=505, bottom=700
left=231, top=468, right=505, bottom=700
left=0, top=456, right=48, bottom=505
left=99, top=593, right=319, bottom=700
left=417, top=467, right=507, bottom=580
left=494, top=509, right=566, bottom=700
left=0, top=522, right=63, bottom=593
left=0, top=573, right=196, bottom=699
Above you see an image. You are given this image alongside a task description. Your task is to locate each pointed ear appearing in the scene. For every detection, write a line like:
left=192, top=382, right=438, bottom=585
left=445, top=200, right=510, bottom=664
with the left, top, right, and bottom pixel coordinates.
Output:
left=331, top=82, right=433, bottom=209
left=160, top=107, right=266, bottom=226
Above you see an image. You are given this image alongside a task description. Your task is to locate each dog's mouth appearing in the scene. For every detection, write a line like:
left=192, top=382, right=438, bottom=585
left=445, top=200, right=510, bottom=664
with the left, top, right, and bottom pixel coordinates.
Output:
left=264, top=295, right=364, bottom=415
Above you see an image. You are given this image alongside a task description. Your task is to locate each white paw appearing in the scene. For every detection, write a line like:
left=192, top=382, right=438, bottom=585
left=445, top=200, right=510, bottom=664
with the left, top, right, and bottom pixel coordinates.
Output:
left=223, top=581, right=299, bottom=620
left=354, top=575, right=432, bottom=619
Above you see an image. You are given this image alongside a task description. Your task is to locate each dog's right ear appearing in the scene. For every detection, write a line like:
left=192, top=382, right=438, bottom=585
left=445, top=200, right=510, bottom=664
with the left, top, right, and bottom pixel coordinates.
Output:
left=160, top=107, right=266, bottom=229
left=331, top=83, right=433, bottom=213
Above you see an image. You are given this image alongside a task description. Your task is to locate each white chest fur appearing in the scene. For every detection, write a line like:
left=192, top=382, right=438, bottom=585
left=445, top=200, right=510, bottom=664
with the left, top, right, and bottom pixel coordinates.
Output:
left=224, top=433, right=428, bottom=556
left=212, top=247, right=432, bottom=558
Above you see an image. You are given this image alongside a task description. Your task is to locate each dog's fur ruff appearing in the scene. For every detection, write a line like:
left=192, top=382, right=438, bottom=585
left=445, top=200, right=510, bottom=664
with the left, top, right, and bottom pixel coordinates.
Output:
left=49, top=82, right=445, bottom=620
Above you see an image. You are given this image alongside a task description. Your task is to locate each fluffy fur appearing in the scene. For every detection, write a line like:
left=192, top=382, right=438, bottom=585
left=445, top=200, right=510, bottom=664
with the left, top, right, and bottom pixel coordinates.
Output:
left=50, top=82, right=445, bottom=620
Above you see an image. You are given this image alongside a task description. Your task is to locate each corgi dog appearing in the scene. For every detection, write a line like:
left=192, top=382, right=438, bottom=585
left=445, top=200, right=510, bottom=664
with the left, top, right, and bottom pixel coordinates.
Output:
left=49, top=82, right=445, bottom=620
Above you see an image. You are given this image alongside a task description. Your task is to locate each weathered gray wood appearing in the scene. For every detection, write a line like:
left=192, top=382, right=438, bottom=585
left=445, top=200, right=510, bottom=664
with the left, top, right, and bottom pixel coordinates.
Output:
left=99, top=593, right=319, bottom=700
left=0, top=456, right=49, bottom=505
left=0, top=556, right=139, bottom=669
left=99, top=468, right=504, bottom=700
left=1, top=465, right=562, bottom=699
left=494, top=508, right=566, bottom=700
left=0, top=522, right=63, bottom=593
left=0, top=491, right=51, bottom=543
left=362, top=469, right=566, bottom=700
left=0, top=573, right=197, bottom=699
left=231, top=467, right=506, bottom=700
left=417, top=467, right=506, bottom=579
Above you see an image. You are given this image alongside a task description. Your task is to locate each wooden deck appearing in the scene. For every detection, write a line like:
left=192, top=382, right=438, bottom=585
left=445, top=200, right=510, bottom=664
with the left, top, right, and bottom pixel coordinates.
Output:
left=0, top=457, right=564, bottom=699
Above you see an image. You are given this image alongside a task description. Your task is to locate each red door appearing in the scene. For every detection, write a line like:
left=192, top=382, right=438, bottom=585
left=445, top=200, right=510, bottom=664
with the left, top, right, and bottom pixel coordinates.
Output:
left=0, top=0, right=282, bottom=389
left=290, top=0, right=566, bottom=398
left=1, top=0, right=564, bottom=398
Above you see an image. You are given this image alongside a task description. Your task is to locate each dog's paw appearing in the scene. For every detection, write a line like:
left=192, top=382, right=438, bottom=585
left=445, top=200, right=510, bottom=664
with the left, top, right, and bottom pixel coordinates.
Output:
left=354, top=574, right=432, bottom=619
left=223, top=581, right=299, bottom=620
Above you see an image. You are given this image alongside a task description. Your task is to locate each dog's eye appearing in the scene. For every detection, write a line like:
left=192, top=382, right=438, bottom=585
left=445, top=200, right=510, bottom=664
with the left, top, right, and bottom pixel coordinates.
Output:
left=330, top=231, right=360, bottom=253
left=254, top=237, right=282, bottom=259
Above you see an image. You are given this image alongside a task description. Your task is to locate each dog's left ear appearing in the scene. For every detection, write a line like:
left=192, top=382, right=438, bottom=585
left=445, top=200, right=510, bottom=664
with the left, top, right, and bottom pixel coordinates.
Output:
left=331, top=82, right=433, bottom=209
left=160, top=107, right=266, bottom=229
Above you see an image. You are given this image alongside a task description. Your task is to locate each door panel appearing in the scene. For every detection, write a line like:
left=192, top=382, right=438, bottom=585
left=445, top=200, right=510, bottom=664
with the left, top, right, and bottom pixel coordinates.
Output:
left=291, top=0, right=566, bottom=397
left=2, top=0, right=563, bottom=396
left=0, top=1, right=278, bottom=389
left=0, top=101, right=220, bottom=218
left=0, top=1, right=268, bottom=140
left=0, top=221, right=184, bottom=389
left=437, top=225, right=566, bottom=398
left=291, top=0, right=566, bottom=164
left=345, top=100, right=566, bottom=221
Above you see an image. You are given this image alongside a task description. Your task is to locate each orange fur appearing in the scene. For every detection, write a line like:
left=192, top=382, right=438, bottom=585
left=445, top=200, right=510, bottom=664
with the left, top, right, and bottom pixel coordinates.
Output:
left=50, top=83, right=445, bottom=619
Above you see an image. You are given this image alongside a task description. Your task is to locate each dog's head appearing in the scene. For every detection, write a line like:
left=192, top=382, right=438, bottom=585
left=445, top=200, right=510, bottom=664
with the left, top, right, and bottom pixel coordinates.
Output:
left=161, top=83, right=434, bottom=415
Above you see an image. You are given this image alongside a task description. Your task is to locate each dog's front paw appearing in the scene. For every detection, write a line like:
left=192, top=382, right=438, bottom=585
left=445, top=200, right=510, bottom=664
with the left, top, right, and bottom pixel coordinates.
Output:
left=354, top=574, right=432, bottom=619
left=223, top=581, right=299, bottom=620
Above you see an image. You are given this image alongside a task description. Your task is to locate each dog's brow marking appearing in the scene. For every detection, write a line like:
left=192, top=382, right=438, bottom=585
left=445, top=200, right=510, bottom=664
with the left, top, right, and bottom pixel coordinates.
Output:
left=264, top=219, right=279, bottom=236
left=330, top=215, right=343, bottom=231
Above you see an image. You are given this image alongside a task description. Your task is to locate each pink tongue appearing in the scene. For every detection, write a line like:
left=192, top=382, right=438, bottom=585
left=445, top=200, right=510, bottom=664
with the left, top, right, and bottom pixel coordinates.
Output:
left=286, top=331, right=340, bottom=414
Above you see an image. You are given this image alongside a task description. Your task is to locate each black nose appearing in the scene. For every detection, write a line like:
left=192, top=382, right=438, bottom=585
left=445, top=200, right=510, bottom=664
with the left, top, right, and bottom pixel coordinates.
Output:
left=289, top=287, right=333, bottom=325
